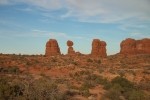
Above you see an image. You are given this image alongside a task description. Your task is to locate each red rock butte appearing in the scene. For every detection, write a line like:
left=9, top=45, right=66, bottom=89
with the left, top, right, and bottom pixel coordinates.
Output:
left=45, top=39, right=61, bottom=56
left=120, top=38, right=150, bottom=55
left=91, top=39, right=107, bottom=57
left=45, top=38, right=150, bottom=57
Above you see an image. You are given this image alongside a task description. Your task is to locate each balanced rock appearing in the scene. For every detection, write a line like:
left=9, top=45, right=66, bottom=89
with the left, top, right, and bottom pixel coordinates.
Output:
left=91, top=39, right=107, bottom=57
left=67, top=40, right=73, bottom=47
left=67, top=40, right=75, bottom=55
left=120, top=38, right=150, bottom=55
left=45, top=39, right=61, bottom=56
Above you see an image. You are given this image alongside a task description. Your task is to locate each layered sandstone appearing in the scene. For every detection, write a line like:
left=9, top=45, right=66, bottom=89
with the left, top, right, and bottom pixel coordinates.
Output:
left=45, top=39, right=61, bottom=56
left=67, top=40, right=75, bottom=55
left=91, top=39, right=107, bottom=57
left=120, top=38, right=150, bottom=55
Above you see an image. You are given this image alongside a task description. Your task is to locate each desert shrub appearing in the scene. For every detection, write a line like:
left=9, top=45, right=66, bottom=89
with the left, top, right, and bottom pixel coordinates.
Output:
left=95, top=59, right=101, bottom=64
left=85, top=74, right=108, bottom=86
left=51, top=58, right=57, bottom=62
left=87, top=58, right=93, bottom=62
left=79, top=70, right=90, bottom=75
left=9, top=82, right=25, bottom=99
left=26, top=78, right=67, bottom=100
left=117, top=70, right=125, bottom=77
left=72, top=61, right=78, bottom=65
left=81, top=89, right=90, bottom=97
left=0, top=66, right=20, bottom=74
left=125, top=90, right=146, bottom=100
left=79, top=81, right=91, bottom=97
left=103, top=82, right=112, bottom=90
left=98, top=68, right=104, bottom=73
left=26, top=62, right=32, bottom=66
left=111, top=76, right=134, bottom=92
left=8, top=66, right=20, bottom=74
left=104, top=88, right=122, bottom=100
left=143, top=70, right=150, bottom=74
left=55, top=78, right=67, bottom=84
left=137, top=81, right=150, bottom=91
left=0, top=77, right=11, bottom=100
left=0, top=76, right=68, bottom=100
left=0, top=77, right=24, bottom=100
left=103, top=76, right=149, bottom=100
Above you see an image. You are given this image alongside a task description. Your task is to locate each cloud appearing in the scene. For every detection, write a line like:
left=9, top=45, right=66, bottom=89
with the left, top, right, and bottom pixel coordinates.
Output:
left=0, top=0, right=11, bottom=5
left=129, top=32, right=150, bottom=39
left=20, top=0, right=62, bottom=10
left=0, top=0, right=63, bottom=10
left=64, top=0, right=150, bottom=23
left=119, top=23, right=148, bottom=31
left=30, top=29, right=84, bottom=39
left=0, top=0, right=150, bottom=24
left=18, top=7, right=34, bottom=12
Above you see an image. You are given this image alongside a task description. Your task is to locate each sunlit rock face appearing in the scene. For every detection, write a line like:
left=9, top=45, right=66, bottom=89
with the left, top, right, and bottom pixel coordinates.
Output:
left=120, top=38, right=150, bottom=55
left=120, top=38, right=136, bottom=55
left=91, top=39, right=107, bottom=57
left=45, top=39, right=61, bottom=56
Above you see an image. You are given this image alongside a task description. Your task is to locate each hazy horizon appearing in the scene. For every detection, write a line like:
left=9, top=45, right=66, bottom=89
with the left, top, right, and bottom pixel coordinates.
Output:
left=0, top=0, right=150, bottom=55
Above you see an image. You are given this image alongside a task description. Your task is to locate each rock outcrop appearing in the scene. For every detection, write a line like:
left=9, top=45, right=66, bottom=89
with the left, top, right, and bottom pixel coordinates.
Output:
left=120, top=38, right=150, bottom=55
left=67, top=40, right=75, bottom=55
left=91, top=39, right=107, bottom=57
left=45, top=39, right=61, bottom=56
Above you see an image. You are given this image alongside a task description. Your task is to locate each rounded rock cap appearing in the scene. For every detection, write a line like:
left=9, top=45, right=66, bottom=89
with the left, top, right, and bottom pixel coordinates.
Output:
left=67, top=40, right=73, bottom=46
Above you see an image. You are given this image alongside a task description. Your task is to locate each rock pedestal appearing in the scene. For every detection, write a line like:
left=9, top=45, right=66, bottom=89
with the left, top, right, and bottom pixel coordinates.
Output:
left=91, top=39, right=107, bottom=57
left=45, top=39, right=61, bottom=56
left=67, top=40, right=75, bottom=55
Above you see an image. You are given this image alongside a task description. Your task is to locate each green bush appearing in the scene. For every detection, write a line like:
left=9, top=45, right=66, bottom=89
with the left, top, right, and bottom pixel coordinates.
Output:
left=9, top=66, right=20, bottom=74
left=26, top=78, right=67, bottom=100
left=0, top=77, right=11, bottom=100
left=125, top=90, right=145, bottom=100
left=80, top=81, right=93, bottom=90
left=0, top=77, right=68, bottom=100
left=80, top=81, right=91, bottom=97
left=103, top=76, right=149, bottom=100
left=85, top=74, right=108, bottom=86
left=111, top=76, right=134, bottom=92
left=104, top=88, right=122, bottom=100
left=0, top=77, right=24, bottom=100
left=95, top=59, right=101, bottom=64
left=0, top=66, right=20, bottom=74
left=87, top=58, right=93, bottom=62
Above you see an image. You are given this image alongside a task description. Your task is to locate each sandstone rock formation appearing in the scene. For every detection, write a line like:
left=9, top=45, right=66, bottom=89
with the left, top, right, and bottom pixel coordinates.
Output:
left=67, top=40, right=75, bottom=55
left=120, top=38, right=136, bottom=55
left=91, top=39, right=107, bottom=57
left=120, top=38, right=150, bottom=55
left=45, top=39, right=61, bottom=56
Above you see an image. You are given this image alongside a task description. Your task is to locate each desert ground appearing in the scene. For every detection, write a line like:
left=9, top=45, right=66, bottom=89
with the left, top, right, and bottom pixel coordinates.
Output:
left=0, top=53, right=150, bottom=100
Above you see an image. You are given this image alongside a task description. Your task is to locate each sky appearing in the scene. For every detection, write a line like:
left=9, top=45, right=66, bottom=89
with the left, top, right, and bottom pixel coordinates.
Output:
left=0, top=0, right=150, bottom=55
